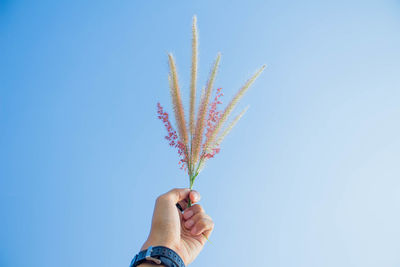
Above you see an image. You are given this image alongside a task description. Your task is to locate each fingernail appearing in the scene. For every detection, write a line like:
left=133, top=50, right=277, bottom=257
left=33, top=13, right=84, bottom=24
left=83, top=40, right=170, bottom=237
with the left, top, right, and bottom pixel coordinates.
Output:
left=185, top=219, right=194, bottom=228
left=184, top=210, right=193, bottom=219
left=191, top=227, right=198, bottom=235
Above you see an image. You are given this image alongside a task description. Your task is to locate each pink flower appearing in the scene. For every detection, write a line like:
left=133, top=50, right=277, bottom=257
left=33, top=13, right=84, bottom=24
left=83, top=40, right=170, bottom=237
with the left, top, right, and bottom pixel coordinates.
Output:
left=202, top=88, right=223, bottom=158
left=157, top=103, right=187, bottom=170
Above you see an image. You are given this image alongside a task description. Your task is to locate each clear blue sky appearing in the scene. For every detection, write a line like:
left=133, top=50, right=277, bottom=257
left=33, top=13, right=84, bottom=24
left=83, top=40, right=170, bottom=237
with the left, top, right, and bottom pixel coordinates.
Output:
left=1, top=1, right=400, bottom=266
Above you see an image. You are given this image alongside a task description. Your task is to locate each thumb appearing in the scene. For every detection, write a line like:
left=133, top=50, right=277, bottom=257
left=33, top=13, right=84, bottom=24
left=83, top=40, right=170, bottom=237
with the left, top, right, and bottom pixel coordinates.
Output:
left=163, top=188, right=191, bottom=202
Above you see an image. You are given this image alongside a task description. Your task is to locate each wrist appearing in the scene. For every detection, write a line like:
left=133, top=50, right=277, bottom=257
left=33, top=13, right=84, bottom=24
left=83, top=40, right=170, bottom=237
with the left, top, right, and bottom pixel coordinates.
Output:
left=141, top=237, right=175, bottom=252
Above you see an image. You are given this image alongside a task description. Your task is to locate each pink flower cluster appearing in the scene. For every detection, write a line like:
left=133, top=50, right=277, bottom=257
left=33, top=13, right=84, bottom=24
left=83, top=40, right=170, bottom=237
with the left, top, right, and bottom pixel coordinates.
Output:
left=157, top=103, right=187, bottom=169
left=157, top=88, right=225, bottom=169
left=203, top=88, right=223, bottom=159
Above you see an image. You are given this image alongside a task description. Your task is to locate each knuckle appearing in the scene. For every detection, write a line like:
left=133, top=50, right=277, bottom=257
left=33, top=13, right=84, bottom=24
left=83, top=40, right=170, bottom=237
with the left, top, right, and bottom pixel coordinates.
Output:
left=156, top=193, right=169, bottom=203
left=193, top=204, right=204, bottom=213
left=193, top=211, right=206, bottom=221
left=201, top=217, right=214, bottom=229
left=166, top=188, right=178, bottom=197
left=210, top=219, right=215, bottom=229
left=197, top=219, right=207, bottom=228
left=155, top=195, right=163, bottom=204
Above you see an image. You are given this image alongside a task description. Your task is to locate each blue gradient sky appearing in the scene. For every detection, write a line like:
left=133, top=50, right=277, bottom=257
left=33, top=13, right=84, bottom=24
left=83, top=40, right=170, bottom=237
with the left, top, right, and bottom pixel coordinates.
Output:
left=1, top=1, right=400, bottom=266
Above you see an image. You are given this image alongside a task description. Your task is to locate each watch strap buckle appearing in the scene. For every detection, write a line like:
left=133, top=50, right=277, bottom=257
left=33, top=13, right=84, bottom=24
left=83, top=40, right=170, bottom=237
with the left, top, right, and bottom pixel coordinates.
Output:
left=145, top=246, right=162, bottom=265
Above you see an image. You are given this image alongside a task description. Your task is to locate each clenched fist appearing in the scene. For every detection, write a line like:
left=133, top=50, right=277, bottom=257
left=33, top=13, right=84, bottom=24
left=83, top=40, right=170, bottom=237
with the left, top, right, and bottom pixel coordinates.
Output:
left=140, top=188, right=214, bottom=266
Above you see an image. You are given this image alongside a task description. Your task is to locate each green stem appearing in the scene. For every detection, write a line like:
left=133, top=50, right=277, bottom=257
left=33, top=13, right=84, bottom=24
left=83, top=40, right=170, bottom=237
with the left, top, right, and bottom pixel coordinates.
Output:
left=187, top=173, right=196, bottom=207
left=186, top=170, right=211, bottom=243
left=187, top=155, right=205, bottom=207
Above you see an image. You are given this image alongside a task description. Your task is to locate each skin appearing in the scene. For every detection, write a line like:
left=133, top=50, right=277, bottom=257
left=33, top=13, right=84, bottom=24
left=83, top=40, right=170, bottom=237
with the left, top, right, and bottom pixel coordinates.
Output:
left=138, top=188, right=214, bottom=266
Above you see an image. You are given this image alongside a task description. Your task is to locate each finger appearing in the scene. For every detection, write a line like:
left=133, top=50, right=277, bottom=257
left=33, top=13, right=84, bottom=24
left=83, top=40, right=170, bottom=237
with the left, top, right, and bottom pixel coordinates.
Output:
left=183, top=204, right=204, bottom=220
left=161, top=188, right=190, bottom=203
left=202, top=226, right=214, bottom=239
left=183, top=210, right=210, bottom=230
left=184, top=211, right=205, bottom=230
left=174, top=190, right=200, bottom=213
left=189, top=190, right=201, bottom=204
left=191, top=216, right=214, bottom=236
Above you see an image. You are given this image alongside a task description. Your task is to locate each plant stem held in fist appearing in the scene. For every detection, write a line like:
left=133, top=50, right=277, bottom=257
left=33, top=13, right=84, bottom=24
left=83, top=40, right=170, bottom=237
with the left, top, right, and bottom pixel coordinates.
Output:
left=140, top=188, right=214, bottom=266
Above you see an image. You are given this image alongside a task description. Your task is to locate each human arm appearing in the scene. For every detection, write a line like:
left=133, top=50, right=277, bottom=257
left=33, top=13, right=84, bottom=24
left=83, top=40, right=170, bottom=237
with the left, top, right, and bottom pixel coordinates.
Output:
left=138, top=188, right=214, bottom=266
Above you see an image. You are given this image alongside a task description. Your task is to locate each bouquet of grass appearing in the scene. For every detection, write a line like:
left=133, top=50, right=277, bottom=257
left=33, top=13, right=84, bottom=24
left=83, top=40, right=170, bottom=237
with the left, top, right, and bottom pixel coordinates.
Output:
left=157, top=16, right=265, bottom=207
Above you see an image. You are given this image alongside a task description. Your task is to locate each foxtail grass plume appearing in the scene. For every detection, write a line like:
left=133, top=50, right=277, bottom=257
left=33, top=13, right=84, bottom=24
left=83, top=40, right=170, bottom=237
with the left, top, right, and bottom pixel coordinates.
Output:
left=202, top=65, right=265, bottom=153
left=168, top=54, right=188, bottom=147
left=189, top=15, right=198, bottom=138
left=215, top=106, right=249, bottom=149
left=157, top=15, right=265, bottom=200
left=192, top=53, right=221, bottom=166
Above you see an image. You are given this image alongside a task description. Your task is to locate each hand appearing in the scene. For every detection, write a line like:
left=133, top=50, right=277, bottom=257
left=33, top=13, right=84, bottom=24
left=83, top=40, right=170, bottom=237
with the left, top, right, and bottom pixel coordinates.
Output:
left=141, top=188, right=214, bottom=265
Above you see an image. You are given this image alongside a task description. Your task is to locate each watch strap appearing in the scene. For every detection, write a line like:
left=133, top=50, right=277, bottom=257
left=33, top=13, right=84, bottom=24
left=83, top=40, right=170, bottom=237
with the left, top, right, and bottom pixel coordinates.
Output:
left=130, top=246, right=185, bottom=267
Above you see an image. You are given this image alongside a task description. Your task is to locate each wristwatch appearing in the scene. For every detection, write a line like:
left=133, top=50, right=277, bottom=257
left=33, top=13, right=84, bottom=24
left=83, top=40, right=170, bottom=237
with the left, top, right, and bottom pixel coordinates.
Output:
left=130, top=246, right=185, bottom=267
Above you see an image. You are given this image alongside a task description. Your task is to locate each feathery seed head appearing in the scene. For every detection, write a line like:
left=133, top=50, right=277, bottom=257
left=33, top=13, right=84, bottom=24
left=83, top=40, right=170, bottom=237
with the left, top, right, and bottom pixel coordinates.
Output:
left=215, top=106, right=248, bottom=147
left=189, top=15, right=198, bottom=138
left=202, top=65, right=265, bottom=153
left=157, top=16, right=266, bottom=181
left=192, top=53, right=221, bottom=164
left=168, top=53, right=189, bottom=147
